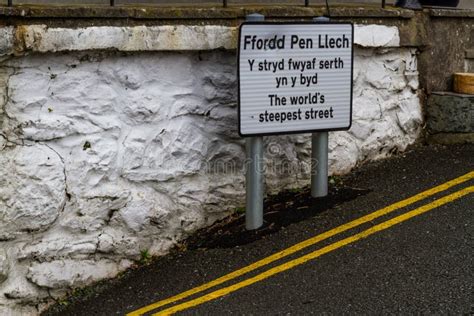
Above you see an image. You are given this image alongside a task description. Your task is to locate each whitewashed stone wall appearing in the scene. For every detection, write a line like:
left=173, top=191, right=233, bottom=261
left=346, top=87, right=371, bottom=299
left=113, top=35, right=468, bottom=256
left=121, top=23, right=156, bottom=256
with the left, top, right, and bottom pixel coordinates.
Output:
left=0, top=24, right=421, bottom=315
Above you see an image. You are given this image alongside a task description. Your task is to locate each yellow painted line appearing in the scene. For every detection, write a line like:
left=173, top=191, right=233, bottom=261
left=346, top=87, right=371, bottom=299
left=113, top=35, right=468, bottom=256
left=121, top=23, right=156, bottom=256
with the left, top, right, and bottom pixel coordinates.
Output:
left=127, top=171, right=474, bottom=316
left=154, top=186, right=473, bottom=315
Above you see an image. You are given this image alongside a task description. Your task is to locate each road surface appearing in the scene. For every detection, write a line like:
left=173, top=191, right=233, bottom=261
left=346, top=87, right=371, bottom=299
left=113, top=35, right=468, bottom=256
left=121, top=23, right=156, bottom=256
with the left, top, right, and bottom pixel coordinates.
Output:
left=44, top=143, right=474, bottom=315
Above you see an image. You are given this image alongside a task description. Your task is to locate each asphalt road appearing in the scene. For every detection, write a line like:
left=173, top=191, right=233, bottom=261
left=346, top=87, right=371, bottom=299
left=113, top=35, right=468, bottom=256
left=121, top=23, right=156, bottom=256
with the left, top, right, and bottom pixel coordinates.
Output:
left=44, top=143, right=474, bottom=315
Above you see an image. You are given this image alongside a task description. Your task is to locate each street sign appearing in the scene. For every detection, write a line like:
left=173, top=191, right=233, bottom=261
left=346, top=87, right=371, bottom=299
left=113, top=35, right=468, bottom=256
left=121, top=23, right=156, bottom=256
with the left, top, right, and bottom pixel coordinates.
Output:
left=238, top=22, right=354, bottom=137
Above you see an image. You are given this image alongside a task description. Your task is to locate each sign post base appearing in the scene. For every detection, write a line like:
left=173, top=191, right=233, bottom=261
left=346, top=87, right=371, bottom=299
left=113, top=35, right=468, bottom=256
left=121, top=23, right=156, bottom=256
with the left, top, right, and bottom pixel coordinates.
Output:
left=245, top=136, right=264, bottom=230
left=311, top=132, right=328, bottom=198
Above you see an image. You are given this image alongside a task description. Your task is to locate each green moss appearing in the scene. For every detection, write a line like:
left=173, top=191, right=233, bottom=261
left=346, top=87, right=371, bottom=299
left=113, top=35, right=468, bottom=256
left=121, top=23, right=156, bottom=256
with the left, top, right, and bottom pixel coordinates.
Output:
left=235, top=206, right=245, bottom=214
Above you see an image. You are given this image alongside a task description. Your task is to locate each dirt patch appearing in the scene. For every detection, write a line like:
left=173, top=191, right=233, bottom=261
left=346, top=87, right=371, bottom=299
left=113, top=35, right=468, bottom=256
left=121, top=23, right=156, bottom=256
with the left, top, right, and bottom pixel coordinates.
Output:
left=185, top=182, right=371, bottom=249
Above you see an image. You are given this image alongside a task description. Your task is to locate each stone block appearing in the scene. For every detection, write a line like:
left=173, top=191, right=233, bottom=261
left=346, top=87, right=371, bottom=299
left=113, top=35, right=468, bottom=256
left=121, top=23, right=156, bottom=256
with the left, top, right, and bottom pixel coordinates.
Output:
left=27, top=259, right=120, bottom=289
left=0, top=145, right=67, bottom=240
left=0, top=27, right=14, bottom=57
left=0, top=248, right=9, bottom=284
left=427, top=92, right=474, bottom=133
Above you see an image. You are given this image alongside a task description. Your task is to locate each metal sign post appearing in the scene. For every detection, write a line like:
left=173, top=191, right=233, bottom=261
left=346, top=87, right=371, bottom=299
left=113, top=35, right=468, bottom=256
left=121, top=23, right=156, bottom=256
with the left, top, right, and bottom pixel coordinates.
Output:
left=245, top=13, right=265, bottom=230
left=311, top=132, right=328, bottom=197
left=239, top=16, right=353, bottom=230
left=311, top=16, right=330, bottom=198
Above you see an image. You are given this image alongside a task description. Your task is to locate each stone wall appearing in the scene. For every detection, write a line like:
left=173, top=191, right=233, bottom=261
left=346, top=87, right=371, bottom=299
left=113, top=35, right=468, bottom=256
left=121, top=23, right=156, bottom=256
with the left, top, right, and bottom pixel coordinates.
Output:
left=0, top=22, right=423, bottom=314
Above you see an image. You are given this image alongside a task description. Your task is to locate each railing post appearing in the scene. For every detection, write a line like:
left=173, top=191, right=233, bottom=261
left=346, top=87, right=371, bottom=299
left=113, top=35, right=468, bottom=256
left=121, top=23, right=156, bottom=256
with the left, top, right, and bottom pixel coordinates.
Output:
left=245, top=13, right=265, bottom=231
left=110, top=0, right=115, bottom=6
left=311, top=16, right=330, bottom=198
left=8, top=0, right=12, bottom=7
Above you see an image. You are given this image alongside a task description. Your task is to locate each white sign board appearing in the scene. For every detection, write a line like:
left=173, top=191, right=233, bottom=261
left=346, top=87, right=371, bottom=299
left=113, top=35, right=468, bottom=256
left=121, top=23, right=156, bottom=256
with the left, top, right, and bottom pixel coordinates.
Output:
left=238, top=22, right=353, bottom=136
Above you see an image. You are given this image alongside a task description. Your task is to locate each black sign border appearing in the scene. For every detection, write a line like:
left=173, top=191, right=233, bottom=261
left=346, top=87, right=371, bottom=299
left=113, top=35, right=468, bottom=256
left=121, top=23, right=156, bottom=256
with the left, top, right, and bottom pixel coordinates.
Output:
left=237, top=21, right=354, bottom=137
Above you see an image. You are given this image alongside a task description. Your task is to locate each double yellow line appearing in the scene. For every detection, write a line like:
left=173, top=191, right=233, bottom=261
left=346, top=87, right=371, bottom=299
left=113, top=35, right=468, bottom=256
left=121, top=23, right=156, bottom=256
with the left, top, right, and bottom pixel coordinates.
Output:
left=128, top=171, right=474, bottom=316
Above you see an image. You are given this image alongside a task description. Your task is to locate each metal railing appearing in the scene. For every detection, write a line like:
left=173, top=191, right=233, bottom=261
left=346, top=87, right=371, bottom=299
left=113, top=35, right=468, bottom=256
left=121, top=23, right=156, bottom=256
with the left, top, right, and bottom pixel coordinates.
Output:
left=3, top=0, right=472, bottom=8
left=4, top=0, right=391, bottom=8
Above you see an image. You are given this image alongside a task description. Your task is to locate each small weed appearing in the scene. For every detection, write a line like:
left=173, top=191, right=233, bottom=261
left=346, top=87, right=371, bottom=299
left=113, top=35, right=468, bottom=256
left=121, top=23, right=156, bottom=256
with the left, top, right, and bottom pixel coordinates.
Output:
left=235, top=206, right=245, bottom=214
left=329, top=175, right=343, bottom=186
left=115, top=270, right=127, bottom=279
left=72, top=286, right=93, bottom=297
left=50, top=73, right=57, bottom=79
left=140, top=249, right=152, bottom=265
left=58, top=300, right=69, bottom=307
left=48, top=107, right=53, bottom=113
left=288, top=187, right=303, bottom=194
